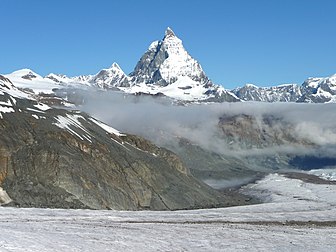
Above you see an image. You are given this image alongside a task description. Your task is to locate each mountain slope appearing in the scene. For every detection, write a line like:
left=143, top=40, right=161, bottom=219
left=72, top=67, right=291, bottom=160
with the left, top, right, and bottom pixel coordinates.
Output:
left=0, top=75, right=230, bottom=210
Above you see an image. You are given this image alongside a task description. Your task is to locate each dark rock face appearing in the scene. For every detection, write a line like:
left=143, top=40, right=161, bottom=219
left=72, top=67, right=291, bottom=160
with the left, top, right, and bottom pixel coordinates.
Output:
left=218, top=114, right=309, bottom=148
left=167, top=113, right=333, bottom=183
left=170, top=138, right=255, bottom=181
left=21, top=72, right=38, bottom=80
left=130, top=41, right=169, bottom=86
left=0, top=78, right=228, bottom=210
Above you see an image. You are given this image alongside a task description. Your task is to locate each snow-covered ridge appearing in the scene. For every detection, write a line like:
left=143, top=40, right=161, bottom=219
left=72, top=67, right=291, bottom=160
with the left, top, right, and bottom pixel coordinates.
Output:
left=0, top=74, right=31, bottom=99
left=5, top=69, right=70, bottom=95
left=1, top=73, right=125, bottom=142
left=232, top=83, right=302, bottom=102
left=0, top=76, right=52, bottom=119
left=5, top=63, right=130, bottom=93
left=233, top=73, right=336, bottom=103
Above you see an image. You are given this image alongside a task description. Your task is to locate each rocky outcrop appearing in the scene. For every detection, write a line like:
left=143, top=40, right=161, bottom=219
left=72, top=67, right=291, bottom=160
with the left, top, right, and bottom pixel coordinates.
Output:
left=218, top=114, right=310, bottom=148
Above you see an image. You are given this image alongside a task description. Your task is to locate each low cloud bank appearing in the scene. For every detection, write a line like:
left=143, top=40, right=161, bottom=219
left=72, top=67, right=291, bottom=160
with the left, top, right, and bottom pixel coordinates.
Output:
left=76, top=90, right=336, bottom=159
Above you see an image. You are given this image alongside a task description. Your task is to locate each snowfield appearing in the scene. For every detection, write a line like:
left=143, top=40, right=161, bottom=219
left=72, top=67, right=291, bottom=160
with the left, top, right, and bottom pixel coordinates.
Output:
left=1, top=173, right=336, bottom=251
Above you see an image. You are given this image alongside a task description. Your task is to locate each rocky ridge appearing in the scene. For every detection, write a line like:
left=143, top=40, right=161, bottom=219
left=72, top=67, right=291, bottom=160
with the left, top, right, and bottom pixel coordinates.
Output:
left=232, top=74, right=336, bottom=103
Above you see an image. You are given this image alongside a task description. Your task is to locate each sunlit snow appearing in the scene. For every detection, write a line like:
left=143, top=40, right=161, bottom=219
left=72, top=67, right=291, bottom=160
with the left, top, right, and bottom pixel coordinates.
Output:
left=34, top=103, right=51, bottom=111
left=0, top=105, right=15, bottom=114
left=89, top=117, right=124, bottom=136
left=53, top=114, right=92, bottom=142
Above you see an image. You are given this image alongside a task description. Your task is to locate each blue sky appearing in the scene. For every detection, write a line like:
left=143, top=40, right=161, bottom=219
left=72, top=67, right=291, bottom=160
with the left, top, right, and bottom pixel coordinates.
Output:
left=1, top=0, right=335, bottom=89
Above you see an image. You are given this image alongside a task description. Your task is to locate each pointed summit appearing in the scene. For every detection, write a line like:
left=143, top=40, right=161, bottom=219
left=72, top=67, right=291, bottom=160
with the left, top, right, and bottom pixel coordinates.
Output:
left=90, top=62, right=130, bottom=88
left=130, top=27, right=212, bottom=87
left=164, top=27, right=176, bottom=39
left=128, top=28, right=239, bottom=101
left=110, top=62, right=122, bottom=70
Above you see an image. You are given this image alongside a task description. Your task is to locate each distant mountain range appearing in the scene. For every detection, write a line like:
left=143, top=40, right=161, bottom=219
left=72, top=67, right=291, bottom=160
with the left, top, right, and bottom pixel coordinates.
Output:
left=3, top=28, right=238, bottom=102
left=3, top=27, right=336, bottom=103
left=233, top=75, right=336, bottom=103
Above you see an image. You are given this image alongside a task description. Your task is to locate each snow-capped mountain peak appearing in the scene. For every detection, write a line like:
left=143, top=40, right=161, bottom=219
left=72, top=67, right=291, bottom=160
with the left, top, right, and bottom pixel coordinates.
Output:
left=122, top=27, right=241, bottom=101
left=90, top=62, right=130, bottom=88
left=130, top=27, right=212, bottom=87
left=9, top=69, right=43, bottom=81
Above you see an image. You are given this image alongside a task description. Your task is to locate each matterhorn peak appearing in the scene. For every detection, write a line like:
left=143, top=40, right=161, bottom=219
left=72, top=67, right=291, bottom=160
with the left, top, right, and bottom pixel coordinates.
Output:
left=130, top=27, right=212, bottom=88
left=164, top=27, right=176, bottom=39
